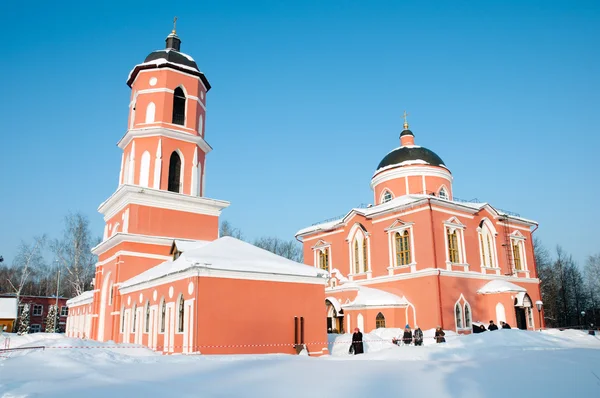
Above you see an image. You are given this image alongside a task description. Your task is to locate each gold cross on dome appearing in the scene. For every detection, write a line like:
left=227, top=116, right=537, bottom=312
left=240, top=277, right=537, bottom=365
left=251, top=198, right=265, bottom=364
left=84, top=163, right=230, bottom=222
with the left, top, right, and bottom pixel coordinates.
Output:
left=172, top=16, right=178, bottom=34
left=402, top=110, right=409, bottom=129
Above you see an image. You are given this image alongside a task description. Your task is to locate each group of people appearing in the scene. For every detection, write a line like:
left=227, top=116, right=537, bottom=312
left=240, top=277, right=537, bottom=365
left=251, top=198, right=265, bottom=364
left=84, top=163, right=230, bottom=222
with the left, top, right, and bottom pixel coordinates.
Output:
left=472, top=320, right=512, bottom=333
left=392, top=324, right=425, bottom=346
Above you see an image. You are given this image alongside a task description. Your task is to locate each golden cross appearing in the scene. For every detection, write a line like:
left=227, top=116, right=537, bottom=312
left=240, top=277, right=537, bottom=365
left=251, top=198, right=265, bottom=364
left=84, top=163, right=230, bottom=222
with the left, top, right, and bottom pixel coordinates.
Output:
left=402, top=110, right=409, bottom=129
left=172, top=16, right=178, bottom=34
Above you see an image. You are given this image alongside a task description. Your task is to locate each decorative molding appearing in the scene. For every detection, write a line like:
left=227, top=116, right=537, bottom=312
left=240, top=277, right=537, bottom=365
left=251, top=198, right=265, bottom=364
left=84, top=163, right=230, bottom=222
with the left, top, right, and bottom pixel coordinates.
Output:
left=371, top=166, right=453, bottom=190
left=97, top=184, right=230, bottom=222
left=117, top=126, right=212, bottom=155
left=92, top=233, right=181, bottom=256
left=96, top=250, right=172, bottom=267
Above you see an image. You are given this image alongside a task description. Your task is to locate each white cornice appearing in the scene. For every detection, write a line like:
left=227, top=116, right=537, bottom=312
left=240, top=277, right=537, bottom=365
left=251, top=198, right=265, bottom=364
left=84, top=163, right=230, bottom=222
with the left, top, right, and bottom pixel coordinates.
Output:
left=119, top=266, right=328, bottom=294
left=97, top=184, right=230, bottom=222
left=117, top=127, right=212, bottom=155
left=92, top=233, right=185, bottom=256
left=370, top=166, right=453, bottom=189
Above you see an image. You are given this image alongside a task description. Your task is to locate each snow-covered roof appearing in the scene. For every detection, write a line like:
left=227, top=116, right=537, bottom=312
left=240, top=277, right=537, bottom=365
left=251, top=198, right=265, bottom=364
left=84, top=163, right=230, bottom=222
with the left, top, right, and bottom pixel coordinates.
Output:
left=330, top=268, right=349, bottom=283
left=296, top=194, right=537, bottom=238
left=66, top=291, right=94, bottom=307
left=341, top=284, right=408, bottom=308
left=325, top=297, right=342, bottom=313
left=0, top=297, right=17, bottom=319
left=171, top=239, right=210, bottom=254
left=121, top=237, right=328, bottom=289
left=477, top=280, right=527, bottom=294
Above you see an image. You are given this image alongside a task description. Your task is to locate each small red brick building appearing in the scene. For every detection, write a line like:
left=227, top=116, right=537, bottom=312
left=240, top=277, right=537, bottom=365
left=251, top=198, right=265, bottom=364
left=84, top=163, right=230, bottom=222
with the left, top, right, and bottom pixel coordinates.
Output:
left=0, top=294, right=69, bottom=333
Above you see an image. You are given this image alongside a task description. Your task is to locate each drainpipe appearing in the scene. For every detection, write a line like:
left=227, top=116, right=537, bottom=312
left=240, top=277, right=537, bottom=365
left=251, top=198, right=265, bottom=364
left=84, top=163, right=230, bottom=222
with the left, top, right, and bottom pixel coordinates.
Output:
left=428, top=198, right=444, bottom=329
left=530, top=224, right=544, bottom=329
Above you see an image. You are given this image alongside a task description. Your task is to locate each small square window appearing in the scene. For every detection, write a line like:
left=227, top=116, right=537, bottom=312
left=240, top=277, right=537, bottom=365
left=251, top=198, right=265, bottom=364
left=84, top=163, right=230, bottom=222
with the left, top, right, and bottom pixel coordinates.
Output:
left=32, top=305, right=43, bottom=316
left=61, top=307, right=68, bottom=317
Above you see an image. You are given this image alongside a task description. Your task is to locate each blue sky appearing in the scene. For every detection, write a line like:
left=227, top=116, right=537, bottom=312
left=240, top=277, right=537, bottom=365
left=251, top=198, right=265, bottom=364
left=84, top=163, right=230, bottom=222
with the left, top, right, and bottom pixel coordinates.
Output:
left=1, top=0, right=598, bottom=267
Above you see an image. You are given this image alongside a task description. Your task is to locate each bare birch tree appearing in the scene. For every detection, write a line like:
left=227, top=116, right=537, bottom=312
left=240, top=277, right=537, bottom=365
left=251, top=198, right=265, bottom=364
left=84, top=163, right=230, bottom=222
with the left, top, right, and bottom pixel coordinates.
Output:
left=51, top=212, right=97, bottom=297
left=7, top=236, right=47, bottom=305
left=219, top=220, right=244, bottom=240
left=253, top=236, right=303, bottom=263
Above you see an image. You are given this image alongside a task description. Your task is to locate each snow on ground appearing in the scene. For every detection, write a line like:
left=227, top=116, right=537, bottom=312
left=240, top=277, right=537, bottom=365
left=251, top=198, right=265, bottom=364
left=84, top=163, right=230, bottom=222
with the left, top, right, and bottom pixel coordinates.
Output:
left=1, top=329, right=600, bottom=397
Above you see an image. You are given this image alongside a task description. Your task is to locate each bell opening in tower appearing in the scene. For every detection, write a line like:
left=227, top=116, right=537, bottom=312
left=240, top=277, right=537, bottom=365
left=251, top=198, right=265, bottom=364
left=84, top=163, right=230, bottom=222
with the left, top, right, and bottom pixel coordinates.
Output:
left=172, top=87, right=186, bottom=126
left=168, top=151, right=182, bottom=193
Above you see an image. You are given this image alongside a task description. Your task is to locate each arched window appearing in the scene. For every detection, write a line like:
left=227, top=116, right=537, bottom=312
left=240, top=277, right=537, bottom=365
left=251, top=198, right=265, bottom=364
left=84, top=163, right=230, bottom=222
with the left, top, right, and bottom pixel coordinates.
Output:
left=447, top=228, right=459, bottom=263
left=439, top=187, right=448, bottom=200
left=132, top=304, right=137, bottom=332
left=145, top=102, right=156, bottom=123
left=139, top=151, right=151, bottom=187
left=395, top=230, right=411, bottom=266
left=354, top=240, right=360, bottom=274
left=382, top=190, right=393, bottom=204
left=198, top=114, right=204, bottom=135
left=172, top=87, right=186, bottom=125
left=123, top=153, right=130, bottom=184
left=109, top=282, right=114, bottom=306
left=160, top=299, right=166, bottom=333
left=319, top=249, right=329, bottom=271
left=376, top=312, right=386, bottom=329
left=464, top=302, right=472, bottom=328
left=455, top=303, right=463, bottom=329
left=178, top=295, right=185, bottom=333
left=145, top=301, right=150, bottom=333
left=479, top=220, right=496, bottom=268
left=168, top=151, right=182, bottom=193
left=362, top=238, right=368, bottom=273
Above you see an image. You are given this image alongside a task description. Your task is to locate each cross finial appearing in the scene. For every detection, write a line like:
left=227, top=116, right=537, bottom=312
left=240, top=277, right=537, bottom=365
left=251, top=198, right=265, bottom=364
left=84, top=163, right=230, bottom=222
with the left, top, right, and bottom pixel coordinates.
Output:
left=172, top=16, right=178, bottom=34
left=402, top=110, right=409, bottom=130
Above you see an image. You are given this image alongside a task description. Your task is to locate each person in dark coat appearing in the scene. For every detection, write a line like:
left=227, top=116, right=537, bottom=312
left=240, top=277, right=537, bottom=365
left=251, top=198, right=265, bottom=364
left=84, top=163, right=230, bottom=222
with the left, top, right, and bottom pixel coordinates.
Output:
left=473, top=323, right=486, bottom=333
left=501, top=321, right=512, bottom=329
left=402, top=324, right=413, bottom=345
left=488, top=320, right=499, bottom=331
left=351, top=328, right=364, bottom=354
left=413, top=326, right=424, bottom=346
left=434, top=326, right=446, bottom=343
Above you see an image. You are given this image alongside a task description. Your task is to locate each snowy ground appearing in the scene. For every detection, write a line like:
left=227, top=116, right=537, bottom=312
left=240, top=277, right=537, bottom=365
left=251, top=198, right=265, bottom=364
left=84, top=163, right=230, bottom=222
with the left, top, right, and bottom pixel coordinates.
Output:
left=1, top=329, right=600, bottom=397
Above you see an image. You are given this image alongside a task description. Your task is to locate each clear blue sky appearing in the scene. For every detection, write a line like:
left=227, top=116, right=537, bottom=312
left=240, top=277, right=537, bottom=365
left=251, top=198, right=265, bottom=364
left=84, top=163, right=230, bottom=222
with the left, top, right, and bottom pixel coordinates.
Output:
left=1, top=0, right=598, bottom=267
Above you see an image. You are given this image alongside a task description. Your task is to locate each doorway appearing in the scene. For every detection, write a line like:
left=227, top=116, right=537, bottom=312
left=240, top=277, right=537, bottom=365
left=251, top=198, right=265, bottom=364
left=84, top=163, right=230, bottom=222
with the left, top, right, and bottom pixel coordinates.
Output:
left=515, top=307, right=527, bottom=330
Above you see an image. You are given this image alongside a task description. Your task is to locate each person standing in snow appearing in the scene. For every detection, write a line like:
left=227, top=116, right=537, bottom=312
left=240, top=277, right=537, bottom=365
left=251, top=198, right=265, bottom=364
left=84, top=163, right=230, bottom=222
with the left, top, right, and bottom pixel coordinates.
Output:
left=402, top=325, right=413, bottom=345
left=488, top=320, right=499, bottom=331
left=434, top=326, right=446, bottom=343
left=413, top=326, right=424, bottom=346
left=351, top=328, right=364, bottom=354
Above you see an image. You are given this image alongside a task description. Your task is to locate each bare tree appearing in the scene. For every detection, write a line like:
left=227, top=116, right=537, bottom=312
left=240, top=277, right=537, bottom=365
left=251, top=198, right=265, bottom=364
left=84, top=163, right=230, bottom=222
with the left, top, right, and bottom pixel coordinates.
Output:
left=219, top=220, right=244, bottom=240
left=7, top=236, right=47, bottom=305
left=51, top=212, right=97, bottom=297
left=584, top=254, right=600, bottom=327
left=253, top=236, right=303, bottom=263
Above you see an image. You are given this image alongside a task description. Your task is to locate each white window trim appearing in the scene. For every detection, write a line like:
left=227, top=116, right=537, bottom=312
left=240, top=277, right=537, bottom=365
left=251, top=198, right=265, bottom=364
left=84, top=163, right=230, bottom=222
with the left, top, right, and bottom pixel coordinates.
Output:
left=312, top=240, right=332, bottom=272
left=346, top=224, right=371, bottom=278
left=33, top=305, right=43, bottom=316
left=510, top=231, right=529, bottom=276
left=439, top=185, right=449, bottom=200
left=443, top=217, right=468, bottom=271
left=380, top=189, right=394, bottom=204
left=385, top=220, right=417, bottom=273
left=176, top=295, right=185, bottom=335
left=476, top=219, right=500, bottom=271
left=454, top=294, right=472, bottom=332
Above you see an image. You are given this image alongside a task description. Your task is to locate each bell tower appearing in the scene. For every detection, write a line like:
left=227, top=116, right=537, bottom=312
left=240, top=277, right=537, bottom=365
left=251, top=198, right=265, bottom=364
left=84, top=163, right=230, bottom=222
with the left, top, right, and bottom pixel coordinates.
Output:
left=89, top=22, right=229, bottom=341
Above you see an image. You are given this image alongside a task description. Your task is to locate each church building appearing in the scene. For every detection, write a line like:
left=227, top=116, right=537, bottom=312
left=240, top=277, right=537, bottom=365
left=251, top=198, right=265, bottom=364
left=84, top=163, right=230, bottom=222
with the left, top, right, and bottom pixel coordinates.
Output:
left=65, top=25, right=329, bottom=356
left=296, top=116, right=544, bottom=334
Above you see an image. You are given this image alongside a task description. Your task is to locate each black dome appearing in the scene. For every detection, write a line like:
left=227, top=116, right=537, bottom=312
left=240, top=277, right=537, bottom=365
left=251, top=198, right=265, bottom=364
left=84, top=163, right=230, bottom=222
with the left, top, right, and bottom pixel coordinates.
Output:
left=376, top=146, right=446, bottom=171
left=144, top=50, right=199, bottom=71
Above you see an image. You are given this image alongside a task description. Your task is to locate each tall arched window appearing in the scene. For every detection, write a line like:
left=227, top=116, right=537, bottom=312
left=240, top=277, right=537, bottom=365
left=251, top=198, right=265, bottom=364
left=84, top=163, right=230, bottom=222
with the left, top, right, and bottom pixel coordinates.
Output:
left=109, top=282, right=114, bottom=306
left=479, top=220, right=496, bottom=268
left=132, top=304, right=137, bottom=332
left=120, top=305, right=124, bottom=333
left=168, top=151, right=182, bottom=193
left=362, top=238, right=368, bottom=273
left=464, top=302, right=472, bottom=328
left=139, top=151, right=151, bottom=187
left=145, top=301, right=150, bottom=333
left=160, top=299, right=166, bottom=333
left=447, top=228, right=459, bottom=263
left=145, top=102, right=156, bottom=123
left=455, top=303, right=463, bottom=329
left=376, top=312, right=386, bottom=329
left=123, top=153, right=130, bottom=184
left=354, top=240, right=360, bottom=274
left=172, top=87, right=186, bottom=125
left=178, top=295, right=185, bottom=333
left=395, top=230, right=411, bottom=266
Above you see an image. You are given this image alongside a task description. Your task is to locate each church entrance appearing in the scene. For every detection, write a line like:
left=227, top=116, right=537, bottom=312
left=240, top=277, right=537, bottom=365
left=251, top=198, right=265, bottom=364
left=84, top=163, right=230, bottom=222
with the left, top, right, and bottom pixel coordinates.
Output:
left=326, top=299, right=344, bottom=333
left=514, top=292, right=533, bottom=330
